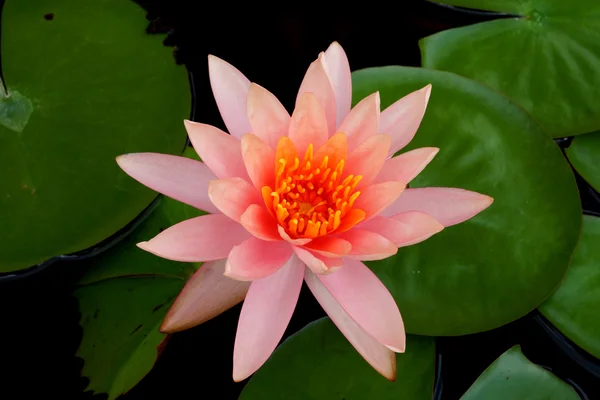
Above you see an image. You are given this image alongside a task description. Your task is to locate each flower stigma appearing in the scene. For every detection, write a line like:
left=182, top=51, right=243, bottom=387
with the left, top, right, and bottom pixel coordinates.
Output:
left=261, top=133, right=366, bottom=238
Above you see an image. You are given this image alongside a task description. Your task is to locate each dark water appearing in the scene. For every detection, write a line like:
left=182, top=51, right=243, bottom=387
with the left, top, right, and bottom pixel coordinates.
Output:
left=1, top=1, right=599, bottom=399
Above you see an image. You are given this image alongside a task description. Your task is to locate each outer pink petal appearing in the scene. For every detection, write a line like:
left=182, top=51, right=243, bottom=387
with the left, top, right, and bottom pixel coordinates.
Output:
left=359, top=211, right=444, bottom=247
left=247, top=83, right=291, bottom=149
left=184, top=120, right=249, bottom=180
left=240, top=204, right=280, bottom=241
left=208, top=178, right=262, bottom=222
left=317, top=258, right=405, bottom=353
left=353, top=181, right=406, bottom=221
left=303, top=236, right=351, bottom=258
left=381, top=187, right=494, bottom=227
left=380, top=84, right=432, bottom=157
left=304, top=269, right=396, bottom=381
left=336, top=229, right=397, bottom=261
left=137, top=214, right=250, bottom=262
left=225, top=237, right=293, bottom=281
left=345, top=134, right=391, bottom=188
left=322, top=42, right=352, bottom=128
left=294, top=246, right=343, bottom=275
left=116, top=153, right=219, bottom=214
left=160, top=259, right=249, bottom=333
left=288, top=92, right=329, bottom=154
left=241, top=133, right=276, bottom=190
left=278, top=226, right=312, bottom=246
left=233, top=254, right=304, bottom=381
left=338, top=92, right=380, bottom=152
left=296, top=53, right=336, bottom=135
left=208, top=55, right=252, bottom=138
left=374, top=147, right=439, bottom=185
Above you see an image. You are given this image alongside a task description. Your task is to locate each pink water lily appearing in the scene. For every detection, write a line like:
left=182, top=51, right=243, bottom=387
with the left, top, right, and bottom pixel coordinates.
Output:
left=117, top=42, right=493, bottom=382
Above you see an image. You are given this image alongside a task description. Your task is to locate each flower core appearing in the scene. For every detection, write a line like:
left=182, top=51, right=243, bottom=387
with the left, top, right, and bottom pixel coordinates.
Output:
left=262, top=133, right=366, bottom=238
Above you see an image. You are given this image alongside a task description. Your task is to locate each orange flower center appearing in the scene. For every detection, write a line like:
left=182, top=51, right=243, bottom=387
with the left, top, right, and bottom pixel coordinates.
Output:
left=262, top=133, right=366, bottom=239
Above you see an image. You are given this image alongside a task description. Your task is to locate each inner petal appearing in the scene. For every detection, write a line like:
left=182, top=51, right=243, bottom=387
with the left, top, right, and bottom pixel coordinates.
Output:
left=262, top=133, right=366, bottom=239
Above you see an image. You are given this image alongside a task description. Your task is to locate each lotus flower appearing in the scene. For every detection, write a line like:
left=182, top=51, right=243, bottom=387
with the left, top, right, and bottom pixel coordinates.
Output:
left=116, top=42, right=493, bottom=382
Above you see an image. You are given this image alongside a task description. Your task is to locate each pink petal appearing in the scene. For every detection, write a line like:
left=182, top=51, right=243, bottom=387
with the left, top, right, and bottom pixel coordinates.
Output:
left=208, top=55, right=252, bottom=138
left=359, top=211, right=444, bottom=247
left=380, top=84, right=432, bottom=157
left=381, top=187, right=494, bottom=227
left=160, top=259, right=249, bottom=333
left=345, top=133, right=391, bottom=188
left=116, top=152, right=219, bottom=214
left=304, top=269, right=396, bottom=381
left=247, top=83, right=291, bottom=149
left=374, top=147, right=439, bottom=185
left=303, top=236, right=351, bottom=258
left=322, top=42, right=352, bottom=127
left=288, top=92, right=329, bottom=154
left=208, top=177, right=262, bottom=222
left=353, top=181, right=406, bottom=221
left=184, top=120, right=249, bottom=181
left=278, top=225, right=312, bottom=246
left=296, top=53, right=336, bottom=135
left=233, top=254, right=304, bottom=381
left=294, top=246, right=343, bottom=275
left=240, top=204, right=280, bottom=241
left=336, top=229, right=397, bottom=261
left=225, top=237, right=293, bottom=281
left=338, top=92, right=380, bottom=152
left=137, top=214, right=250, bottom=262
left=241, top=133, right=276, bottom=190
left=317, top=258, right=405, bottom=353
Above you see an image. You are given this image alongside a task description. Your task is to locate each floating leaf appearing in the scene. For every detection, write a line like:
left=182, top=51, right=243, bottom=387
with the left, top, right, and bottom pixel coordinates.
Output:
left=460, top=345, right=579, bottom=399
left=421, top=0, right=600, bottom=138
left=0, top=0, right=190, bottom=271
left=76, top=149, right=203, bottom=399
left=240, top=317, right=436, bottom=400
left=539, top=215, right=600, bottom=359
left=353, top=66, right=581, bottom=336
left=76, top=277, right=183, bottom=400
left=565, top=131, right=600, bottom=193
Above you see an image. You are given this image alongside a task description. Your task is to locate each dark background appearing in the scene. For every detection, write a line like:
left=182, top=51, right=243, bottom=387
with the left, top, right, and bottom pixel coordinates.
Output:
left=1, top=1, right=600, bottom=399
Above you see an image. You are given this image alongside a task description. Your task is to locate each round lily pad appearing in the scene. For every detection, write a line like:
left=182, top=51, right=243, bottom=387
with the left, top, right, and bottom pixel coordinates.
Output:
left=460, top=345, right=579, bottom=399
left=0, top=0, right=190, bottom=272
left=240, top=317, right=436, bottom=400
left=353, top=66, right=581, bottom=336
left=76, top=190, right=203, bottom=399
left=420, top=0, right=600, bottom=138
left=76, top=277, right=183, bottom=400
left=539, top=215, right=600, bottom=359
left=566, top=131, right=600, bottom=193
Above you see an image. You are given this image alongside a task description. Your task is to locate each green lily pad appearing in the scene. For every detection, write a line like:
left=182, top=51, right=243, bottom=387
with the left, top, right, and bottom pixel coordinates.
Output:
left=75, top=158, right=204, bottom=399
left=353, top=66, right=581, bottom=336
left=0, top=0, right=190, bottom=272
left=460, top=345, right=579, bottom=399
left=565, top=131, right=600, bottom=192
left=240, top=317, right=436, bottom=400
left=539, top=215, right=600, bottom=359
left=420, top=0, right=600, bottom=138
left=76, top=277, right=183, bottom=400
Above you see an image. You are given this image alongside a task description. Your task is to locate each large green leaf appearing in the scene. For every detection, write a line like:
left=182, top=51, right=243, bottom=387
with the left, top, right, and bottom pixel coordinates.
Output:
left=353, top=67, right=581, bottom=336
left=76, top=149, right=203, bottom=399
left=0, top=0, right=190, bottom=271
left=566, top=131, right=600, bottom=192
left=240, top=317, right=435, bottom=400
left=76, top=277, right=183, bottom=400
left=421, top=0, right=600, bottom=138
left=539, top=215, right=600, bottom=359
left=460, top=345, right=579, bottom=399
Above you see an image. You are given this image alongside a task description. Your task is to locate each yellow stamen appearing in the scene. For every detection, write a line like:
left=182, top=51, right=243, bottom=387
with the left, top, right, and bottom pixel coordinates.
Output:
left=263, top=134, right=365, bottom=238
